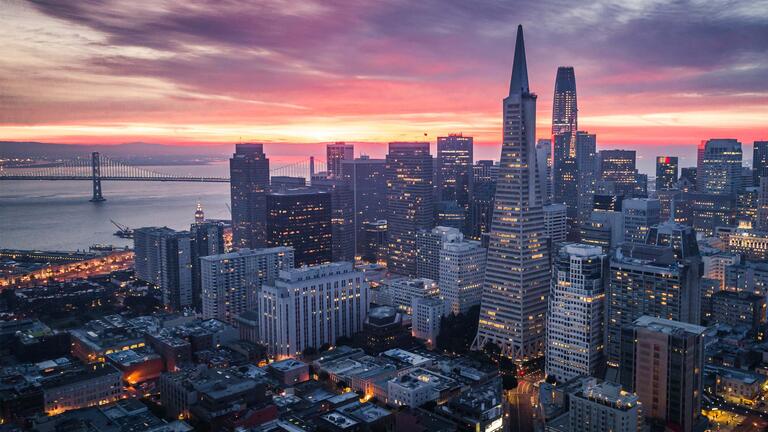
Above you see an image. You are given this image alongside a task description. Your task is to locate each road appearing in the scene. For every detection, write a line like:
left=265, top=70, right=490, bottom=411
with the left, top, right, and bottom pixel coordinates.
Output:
left=505, top=373, right=542, bottom=432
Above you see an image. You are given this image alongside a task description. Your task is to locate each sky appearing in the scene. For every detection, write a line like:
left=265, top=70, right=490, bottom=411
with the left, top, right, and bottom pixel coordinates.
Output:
left=1, top=0, right=766, bottom=158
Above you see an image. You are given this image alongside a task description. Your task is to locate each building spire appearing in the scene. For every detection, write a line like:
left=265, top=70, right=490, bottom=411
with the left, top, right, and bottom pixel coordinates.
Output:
left=509, top=24, right=530, bottom=96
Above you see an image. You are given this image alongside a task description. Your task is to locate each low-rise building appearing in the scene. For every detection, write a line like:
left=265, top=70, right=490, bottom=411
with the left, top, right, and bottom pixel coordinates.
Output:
left=269, top=359, right=310, bottom=386
left=42, top=363, right=123, bottom=416
left=387, top=368, right=460, bottom=408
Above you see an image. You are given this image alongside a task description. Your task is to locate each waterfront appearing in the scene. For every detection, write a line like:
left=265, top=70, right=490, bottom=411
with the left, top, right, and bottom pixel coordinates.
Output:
left=0, top=163, right=231, bottom=251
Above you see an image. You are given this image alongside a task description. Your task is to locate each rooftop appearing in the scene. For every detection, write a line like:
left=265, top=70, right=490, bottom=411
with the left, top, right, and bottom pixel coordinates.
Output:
left=200, top=246, right=293, bottom=262
left=381, top=349, right=431, bottom=367
left=633, top=315, right=706, bottom=336
left=270, top=358, right=308, bottom=372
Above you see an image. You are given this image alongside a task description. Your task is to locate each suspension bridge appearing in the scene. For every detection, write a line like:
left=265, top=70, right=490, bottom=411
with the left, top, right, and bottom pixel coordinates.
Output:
left=0, top=152, right=326, bottom=201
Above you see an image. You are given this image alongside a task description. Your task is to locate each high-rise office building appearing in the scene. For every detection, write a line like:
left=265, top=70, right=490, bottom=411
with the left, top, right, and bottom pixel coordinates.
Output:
left=230, top=143, right=270, bottom=249
left=676, top=191, right=736, bottom=236
left=415, top=226, right=464, bottom=281
left=385, top=142, right=434, bottom=276
left=326, top=142, right=354, bottom=178
left=725, top=261, right=768, bottom=297
left=134, top=227, right=193, bottom=311
left=551, top=66, right=577, bottom=137
left=655, top=156, right=678, bottom=191
left=259, top=262, right=367, bottom=358
left=606, top=221, right=702, bottom=365
left=536, top=139, right=553, bottom=204
left=134, top=227, right=164, bottom=285
left=439, top=237, right=486, bottom=315
left=543, top=203, right=568, bottom=244
left=266, top=189, right=332, bottom=267
left=579, top=198, right=624, bottom=252
left=411, top=296, right=445, bottom=348
left=737, top=187, right=758, bottom=225
left=698, top=139, right=743, bottom=195
left=200, top=247, right=294, bottom=325
left=341, top=156, right=387, bottom=256
left=758, top=177, right=768, bottom=231
left=545, top=244, right=607, bottom=383
left=598, top=150, right=637, bottom=199
left=469, top=161, right=497, bottom=241
left=434, top=201, right=466, bottom=230
left=312, top=176, right=355, bottom=262
left=754, top=141, right=768, bottom=182
left=190, top=221, right=225, bottom=311
left=436, top=134, right=473, bottom=212
left=388, top=277, right=439, bottom=315
left=362, top=220, right=387, bottom=264
left=619, top=316, right=705, bottom=432
left=473, top=26, right=551, bottom=362
left=680, top=167, right=697, bottom=187
left=622, top=198, right=661, bottom=244
left=567, top=379, right=644, bottom=432
left=553, top=131, right=597, bottom=228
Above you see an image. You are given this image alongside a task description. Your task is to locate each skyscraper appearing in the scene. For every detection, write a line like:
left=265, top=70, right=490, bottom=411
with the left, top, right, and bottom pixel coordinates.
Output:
left=698, top=138, right=743, bottom=195
left=543, top=203, right=568, bottom=244
left=439, top=238, right=486, bottom=315
left=545, top=244, right=607, bottom=383
left=535, top=139, right=553, bottom=204
left=312, top=176, right=355, bottom=262
left=551, top=66, right=577, bottom=137
left=362, top=220, right=387, bottom=263
left=754, top=141, right=768, bottom=182
left=259, top=262, right=367, bottom=358
left=469, top=160, right=498, bottom=241
left=436, top=134, right=473, bottom=212
left=655, top=156, right=679, bottom=191
left=201, top=247, right=294, bottom=325
left=606, top=221, right=702, bottom=364
left=266, top=189, right=332, bottom=267
left=553, top=131, right=597, bottom=228
left=190, top=221, right=225, bottom=311
left=597, top=149, right=637, bottom=198
left=472, top=26, right=551, bottom=362
left=134, top=227, right=192, bottom=311
left=230, top=143, right=270, bottom=249
left=415, top=226, right=464, bottom=282
left=341, top=156, right=387, bottom=256
left=758, top=177, right=768, bottom=231
left=326, top=142, right=354, bottom=178
left=622, top=198, right=661, bottom=244
left=619, top=316, right=705, bottom=432
left=385, top=142, right=434, bottom=276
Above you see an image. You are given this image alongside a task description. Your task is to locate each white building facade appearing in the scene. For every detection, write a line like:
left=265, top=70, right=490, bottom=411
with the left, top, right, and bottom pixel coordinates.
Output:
left=411, top=296, right=445, bottom=348
left=439, top=240, right=486, bottom=315
left=389, top=277, right=439, bottom=315
left=546, top=244, right=607, bottom=383
left=259, top=262, right=368, bottom=358
left=200, top=247, right=294, bottom=325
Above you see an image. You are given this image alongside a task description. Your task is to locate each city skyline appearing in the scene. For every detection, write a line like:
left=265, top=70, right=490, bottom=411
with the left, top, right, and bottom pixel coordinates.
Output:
left=2, top=1, right=766, bottom=148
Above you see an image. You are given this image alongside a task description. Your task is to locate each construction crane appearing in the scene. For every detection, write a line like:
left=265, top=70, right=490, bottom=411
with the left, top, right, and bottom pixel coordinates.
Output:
left=110, top=219, right=134, bottom=239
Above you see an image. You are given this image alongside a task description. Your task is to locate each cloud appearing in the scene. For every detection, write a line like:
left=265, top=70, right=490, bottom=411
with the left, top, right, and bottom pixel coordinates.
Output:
left=1, top=0, right=765, bottom=146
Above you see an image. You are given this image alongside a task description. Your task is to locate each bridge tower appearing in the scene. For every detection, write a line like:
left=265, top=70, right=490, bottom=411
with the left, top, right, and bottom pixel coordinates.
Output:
left=90, top=152, right=105, bottom=202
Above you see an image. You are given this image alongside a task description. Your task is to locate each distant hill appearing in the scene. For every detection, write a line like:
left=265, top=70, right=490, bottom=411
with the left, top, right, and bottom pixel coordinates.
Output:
left=0, top=141, right=232, bottom=159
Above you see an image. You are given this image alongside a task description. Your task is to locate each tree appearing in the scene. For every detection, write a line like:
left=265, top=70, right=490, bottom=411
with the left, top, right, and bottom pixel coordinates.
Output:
left=502, top=375, right=518, bottom=391
left=435, top=305, right=480, bottom=354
